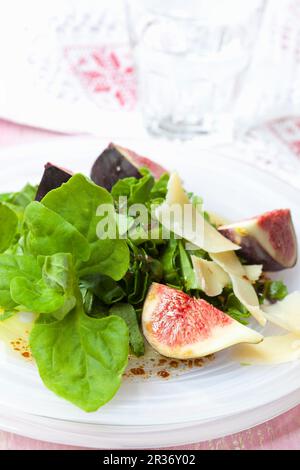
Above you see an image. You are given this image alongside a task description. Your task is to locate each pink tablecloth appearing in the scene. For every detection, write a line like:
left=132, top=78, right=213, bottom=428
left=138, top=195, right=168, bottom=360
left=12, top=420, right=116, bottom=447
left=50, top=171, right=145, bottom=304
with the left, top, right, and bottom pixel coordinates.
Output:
left=0, top=118, right=299, bottom=451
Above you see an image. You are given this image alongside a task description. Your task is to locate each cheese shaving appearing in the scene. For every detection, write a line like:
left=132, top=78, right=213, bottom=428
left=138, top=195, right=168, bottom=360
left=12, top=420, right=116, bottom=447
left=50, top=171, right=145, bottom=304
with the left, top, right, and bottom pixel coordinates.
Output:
left=191, top=256, right=230, bottom=297
left=156, top=173, right=240, bottom=253
left=262, top=291, right=300, bottom=335
left=244, top=265, right=263, bottom=282
left=233, top=333, right=300, bottom=364
left=210, top=251, right=266, bottom=326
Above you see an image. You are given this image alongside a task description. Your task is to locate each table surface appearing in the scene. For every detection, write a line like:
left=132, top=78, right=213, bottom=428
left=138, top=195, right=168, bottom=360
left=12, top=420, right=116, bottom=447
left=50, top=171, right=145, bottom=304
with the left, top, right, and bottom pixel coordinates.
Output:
left=0, top=118, right=299, bottom=451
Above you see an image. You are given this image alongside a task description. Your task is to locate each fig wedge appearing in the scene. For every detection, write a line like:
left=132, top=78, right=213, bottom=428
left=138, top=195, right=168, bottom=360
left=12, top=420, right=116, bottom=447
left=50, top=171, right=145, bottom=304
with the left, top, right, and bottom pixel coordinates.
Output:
left=35, top=163, right=73, bottom=201
left=219, top=209, right=297, bottom=271
left=142, top=283, right=263, bottom=359
left=91, top=143, right=167, bottom=190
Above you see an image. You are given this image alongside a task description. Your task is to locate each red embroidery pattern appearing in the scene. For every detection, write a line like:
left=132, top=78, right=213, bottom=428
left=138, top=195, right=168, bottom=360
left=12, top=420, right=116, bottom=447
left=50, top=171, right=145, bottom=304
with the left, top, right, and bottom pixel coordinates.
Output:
left=64, top=45, right=137, bottom=111
left=268, top=117, right=300, bottom=158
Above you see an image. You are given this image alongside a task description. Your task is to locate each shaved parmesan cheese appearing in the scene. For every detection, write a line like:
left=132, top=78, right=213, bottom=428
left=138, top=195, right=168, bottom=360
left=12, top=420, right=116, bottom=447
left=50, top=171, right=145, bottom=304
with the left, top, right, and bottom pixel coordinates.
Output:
left=191, top=256, right=230, bottom=297
left=165, top=172, right=190, bottom=206
left=202, top=217, right=240, bottom=253
left=233, top=334, right=300, bottom=364
left=210, top=251, right=266, bottom=326
left=244, top=265, right=263, bottom=282
left=156, top=173, right=240, bottom=253
left=262, top=291, right=300, bottom=334
left=209, top=251, right=244, bottom=276
left=231, top=275, right=266, bottom=326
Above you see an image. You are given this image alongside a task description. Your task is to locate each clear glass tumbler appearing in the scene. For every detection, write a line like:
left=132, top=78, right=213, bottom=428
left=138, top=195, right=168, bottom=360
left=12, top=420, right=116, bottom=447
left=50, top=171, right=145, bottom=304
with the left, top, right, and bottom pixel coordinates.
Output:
left=125, top=0, right=266, bottom=140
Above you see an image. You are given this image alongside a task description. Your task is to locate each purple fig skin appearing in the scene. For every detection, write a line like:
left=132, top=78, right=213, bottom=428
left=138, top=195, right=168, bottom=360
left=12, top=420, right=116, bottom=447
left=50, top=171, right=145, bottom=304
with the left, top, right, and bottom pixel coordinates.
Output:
left=114, top=144, right=168, bottom=179
left=35, top=163, right=73, bottom=201
left=90, top=143, right=142, bottom=191
left=219, top=209, right=298, bottom=272
left=219, top=229, right=286, bottom=271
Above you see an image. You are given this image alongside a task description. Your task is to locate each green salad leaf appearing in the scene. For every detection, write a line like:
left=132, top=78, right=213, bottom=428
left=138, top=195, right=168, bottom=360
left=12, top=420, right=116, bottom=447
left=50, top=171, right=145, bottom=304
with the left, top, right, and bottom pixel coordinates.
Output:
left=0, top=184, right=37, bottom=207
left=24, top=201, right=91, bottom=262
left=109, top=303, right=144, bottom=357
left=0, top=164, right=291, bottom=413
left=0, top=253, right=76, bottom=319
left=0, top=184, right=38, bottom=239
left=0, top=203, right=18, bottom=253
left=111, top=168, right=154, bottom=207
left=41, top=174, right=112, bottom=238
left=0, top=193, right=12, bottom=202
left=0, top=254, right=41, bottom=310
left=81, top=274, right=126, bottom=306
left=7, top=184, right=37, bottom=209
left=161, top=238, right=182, bottom=289
left=225, top=291, right=251, bottom=325
left=178, top=241, right=197, bottom=291
left=30, top=300, right=129, bottom=412
left=41, top=174, right=130, bottom=280
left=122, top=242, right=162, bottom=306
left=263, top=279, right=288, bottom=302
left=11, top=254, right=76, bottom=319
left=149, top=173, right=169, bottom=203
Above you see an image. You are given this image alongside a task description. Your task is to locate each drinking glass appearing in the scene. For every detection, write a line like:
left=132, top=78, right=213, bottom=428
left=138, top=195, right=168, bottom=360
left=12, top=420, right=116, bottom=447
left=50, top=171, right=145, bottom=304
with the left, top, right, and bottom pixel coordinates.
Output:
left=125, top=0, right=266, bottom=140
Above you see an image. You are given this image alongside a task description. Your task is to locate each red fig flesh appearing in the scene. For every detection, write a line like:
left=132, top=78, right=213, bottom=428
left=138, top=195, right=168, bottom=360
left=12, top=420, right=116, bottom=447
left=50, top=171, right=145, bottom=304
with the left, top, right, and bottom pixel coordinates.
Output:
left=115, top=144, right=167, bottom=180
left=142, top=283, right=262, bottom=359
left=35, top=163, right=73, bottom=201
left=219, top=209, right=297, bottom=271
left=91, top=143, right=168, bottom=190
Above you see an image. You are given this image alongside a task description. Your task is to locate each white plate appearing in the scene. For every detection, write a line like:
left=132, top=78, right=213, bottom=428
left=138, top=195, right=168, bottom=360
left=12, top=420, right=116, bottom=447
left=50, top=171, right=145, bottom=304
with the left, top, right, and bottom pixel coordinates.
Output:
left=0, top=137, right=299, bottom=448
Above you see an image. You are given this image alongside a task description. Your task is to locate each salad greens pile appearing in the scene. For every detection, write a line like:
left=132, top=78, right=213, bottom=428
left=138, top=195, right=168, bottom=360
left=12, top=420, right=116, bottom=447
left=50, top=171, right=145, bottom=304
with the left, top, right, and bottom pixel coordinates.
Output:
left=0, top=170, right=288, bottom=411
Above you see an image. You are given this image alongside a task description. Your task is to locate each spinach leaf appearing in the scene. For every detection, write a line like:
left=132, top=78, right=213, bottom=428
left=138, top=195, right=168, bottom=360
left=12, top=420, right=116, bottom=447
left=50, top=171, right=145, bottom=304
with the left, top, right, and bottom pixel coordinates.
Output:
left=255, top=279, right=288, bottom=304
left=11, top=254, right=76, bottom=319
left=178, top=241, right=197, bottom=291
left=0, top=184, right=37, bottom=208
left=150, top=173, right=169, bottom=203
left=0, top=254, right=41, bottom=310
left=110, top=303, right=144, bottom=357
left=41, top=174, right=129, bottom=281
left=0, top=193, right=12, bottom=202
left=95, top=280, right=125, bottom=305
left=7, top=184, right=37, bottom=208
left=81, top=286, right=95, bottom=315
left=81, top=274, right=126, bottom=306
left=11, top=275, right=74, bottom=318
left=111, top=168, right=154, bottom=206
left=122, top=242, right=158, bottom=306
left=127, top=270, right=149, bottom=305
left=24, top=202, right=90, bottom=261
left=0, top=253, right=76, bottom=319
left=30, top=301, right=129, bottom=412
left=79, top=239, right=129, bottom=280
left=1, top=184, right=38, bottom=240
left=264, top=280, right=288, bottom=302
left=225, top=292, right=251, bottom=325
left=41, top=174, right=112, bottom=239
left=0, top=203, right=18, bottom=253
left=161, top=238, right=182, bottom=288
